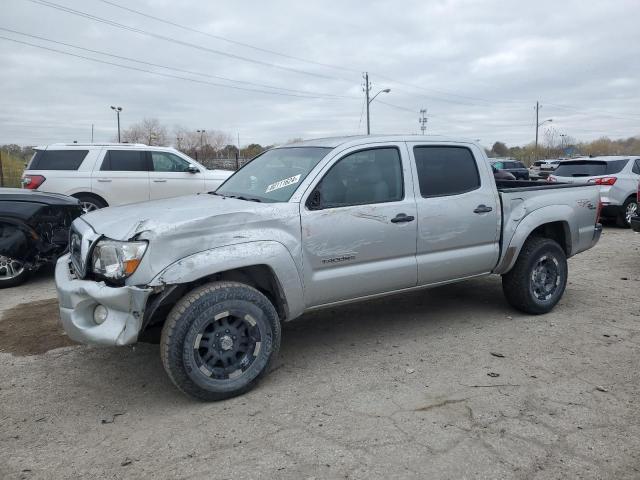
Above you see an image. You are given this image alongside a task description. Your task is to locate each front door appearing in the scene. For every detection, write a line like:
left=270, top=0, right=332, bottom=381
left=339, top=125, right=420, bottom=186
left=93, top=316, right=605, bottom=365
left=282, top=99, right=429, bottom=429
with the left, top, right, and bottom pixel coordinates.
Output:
left=407, top=144, right=500, bottom=285
left=148, top=151, right=205, bottom=200
left=300, top=145, right=418, bottom=307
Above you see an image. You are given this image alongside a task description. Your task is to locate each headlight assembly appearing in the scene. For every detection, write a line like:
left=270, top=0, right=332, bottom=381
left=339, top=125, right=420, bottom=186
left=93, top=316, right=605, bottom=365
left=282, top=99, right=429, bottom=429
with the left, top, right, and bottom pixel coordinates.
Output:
left=91, top=239, right=147, bottom=281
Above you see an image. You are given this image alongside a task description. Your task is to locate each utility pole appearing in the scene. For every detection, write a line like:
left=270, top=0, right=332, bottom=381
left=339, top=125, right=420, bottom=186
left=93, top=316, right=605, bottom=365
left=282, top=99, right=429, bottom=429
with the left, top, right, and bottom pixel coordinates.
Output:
left=419, top=109, right=428, bottom=134
left=110, top=106, right=122, bottom=142
left=534, top=101, right=552, bottom=161
left=535, top=101, right=539, bottom=160
left=364, top=72, right=371, bottom=135
left=363, top=72, right=390, bottom=135
left=91, top=124, right=94, bottom=143
left=0, top=150, right=4, bottom=187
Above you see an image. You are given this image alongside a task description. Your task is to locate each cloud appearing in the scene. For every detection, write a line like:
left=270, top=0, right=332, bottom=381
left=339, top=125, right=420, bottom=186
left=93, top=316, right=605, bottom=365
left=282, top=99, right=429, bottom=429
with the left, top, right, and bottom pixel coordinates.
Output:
left=0, top=0, right=638, bottom=148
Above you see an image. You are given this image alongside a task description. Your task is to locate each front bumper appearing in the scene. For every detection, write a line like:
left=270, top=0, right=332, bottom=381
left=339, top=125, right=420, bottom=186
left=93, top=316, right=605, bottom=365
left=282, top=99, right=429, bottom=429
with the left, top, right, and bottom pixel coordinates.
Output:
left=55, top=254, right=153, bottom=346
left=631, top=216, right=640, bottom=233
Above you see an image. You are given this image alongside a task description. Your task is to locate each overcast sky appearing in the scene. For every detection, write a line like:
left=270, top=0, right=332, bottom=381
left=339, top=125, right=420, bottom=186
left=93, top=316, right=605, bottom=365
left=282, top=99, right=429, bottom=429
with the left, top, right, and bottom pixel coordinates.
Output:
left=1, top=0, right=639, bottom=148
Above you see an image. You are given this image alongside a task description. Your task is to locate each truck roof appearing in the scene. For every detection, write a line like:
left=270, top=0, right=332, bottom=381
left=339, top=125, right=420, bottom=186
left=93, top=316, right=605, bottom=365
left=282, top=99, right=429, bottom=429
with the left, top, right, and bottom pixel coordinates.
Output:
left=283, top=134, right=479, bottom=149
left=567, top=155, right=639, bottom=162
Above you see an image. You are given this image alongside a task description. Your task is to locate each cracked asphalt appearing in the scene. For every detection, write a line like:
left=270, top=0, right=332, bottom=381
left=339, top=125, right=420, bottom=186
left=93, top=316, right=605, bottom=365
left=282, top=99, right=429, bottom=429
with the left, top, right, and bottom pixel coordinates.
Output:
left=1, top=227, right=639, bottom=479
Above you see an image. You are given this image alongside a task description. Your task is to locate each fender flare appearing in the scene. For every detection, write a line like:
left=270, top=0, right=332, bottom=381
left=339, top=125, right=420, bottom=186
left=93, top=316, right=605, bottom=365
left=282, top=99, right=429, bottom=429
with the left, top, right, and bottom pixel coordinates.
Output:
left=148, top=240, right=305, bottom=320
left=494, top=205, right=575, bottom=275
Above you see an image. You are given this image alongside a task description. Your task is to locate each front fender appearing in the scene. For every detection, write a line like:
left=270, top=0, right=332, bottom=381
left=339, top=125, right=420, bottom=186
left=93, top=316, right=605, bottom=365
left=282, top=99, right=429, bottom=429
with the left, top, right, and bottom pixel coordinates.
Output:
left=493, top=205, right=575, bottom=275
left=148, top=240, right=305, bottom=320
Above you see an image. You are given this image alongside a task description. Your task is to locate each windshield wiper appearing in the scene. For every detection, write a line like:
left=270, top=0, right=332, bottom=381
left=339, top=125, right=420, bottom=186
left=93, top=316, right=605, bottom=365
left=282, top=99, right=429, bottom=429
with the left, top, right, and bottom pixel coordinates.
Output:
left=226, top=194, right=262, bottom=202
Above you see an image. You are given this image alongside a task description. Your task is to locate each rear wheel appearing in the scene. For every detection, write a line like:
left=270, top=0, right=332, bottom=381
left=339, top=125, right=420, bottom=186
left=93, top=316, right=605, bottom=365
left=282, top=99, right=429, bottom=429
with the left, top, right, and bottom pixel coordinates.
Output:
left=74, top=194, right=107, bottom=214
left=502, top=236, right=567, bottom=314
left=0, top=256, right=30, bottom=288
left=617, top=197, right=638, bottom=228
left=160, top=281, right=281, bottom=401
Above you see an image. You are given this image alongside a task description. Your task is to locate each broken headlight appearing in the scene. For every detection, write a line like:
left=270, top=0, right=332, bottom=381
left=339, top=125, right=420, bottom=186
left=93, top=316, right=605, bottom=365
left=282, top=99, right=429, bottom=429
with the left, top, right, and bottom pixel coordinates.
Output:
left=91, top=239, right=147, bottom=281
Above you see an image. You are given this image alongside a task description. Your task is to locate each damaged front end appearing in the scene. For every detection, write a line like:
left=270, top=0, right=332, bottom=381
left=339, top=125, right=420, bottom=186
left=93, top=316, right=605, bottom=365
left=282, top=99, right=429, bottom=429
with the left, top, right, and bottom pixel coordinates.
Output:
left=55, top=254, right=152, bottom=345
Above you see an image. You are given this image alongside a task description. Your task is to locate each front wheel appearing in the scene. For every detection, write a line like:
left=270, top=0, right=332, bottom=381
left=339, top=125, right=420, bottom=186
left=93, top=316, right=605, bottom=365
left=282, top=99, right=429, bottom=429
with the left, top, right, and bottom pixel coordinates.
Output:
left=160, top=281, right=281, bottom=401
left=501, top=236, right=568, bottom=314
left=0, top=256, right=30, bottom=288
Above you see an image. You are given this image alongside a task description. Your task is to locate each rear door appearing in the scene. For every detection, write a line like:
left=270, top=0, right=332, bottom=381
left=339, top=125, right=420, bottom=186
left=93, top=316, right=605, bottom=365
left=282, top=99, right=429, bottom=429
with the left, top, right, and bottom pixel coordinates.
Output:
left=300, top=144, right=418, bottom=307
left=407, top=143, right=500, bottom=285
left=91, top=149, right=150, bottom=206
left=148, top=151, right=205, bottom=200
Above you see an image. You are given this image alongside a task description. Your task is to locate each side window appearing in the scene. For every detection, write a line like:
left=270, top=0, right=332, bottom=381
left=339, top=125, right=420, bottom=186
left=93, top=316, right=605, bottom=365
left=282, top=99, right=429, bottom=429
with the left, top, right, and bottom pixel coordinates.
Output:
left=28, top=150, right=88, bottom=170
left=101, top=150, right=148, bottom=171
left=414, top=146, right=480, bottom=197
left=632, top=159, right=640, bottom=175
left=315, top=148, right=403, bottom=208
left=493, top=161, right=504, bottom=169
left=151, top=152, right=192, bottom=172
left=515, top=161, right=525, bottom=169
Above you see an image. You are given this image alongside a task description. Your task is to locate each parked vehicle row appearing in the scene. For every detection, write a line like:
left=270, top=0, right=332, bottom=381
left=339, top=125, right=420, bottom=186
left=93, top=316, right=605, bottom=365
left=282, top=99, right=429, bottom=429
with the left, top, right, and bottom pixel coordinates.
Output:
left=529, top=159, right=560, bottom=180
left=491, top=159, right=529, bottom=179
left=54, top=135, right=602, bottom=400
left=549, top=156, right=640, bottom=227
left=22, top=143, right=233, bottom=212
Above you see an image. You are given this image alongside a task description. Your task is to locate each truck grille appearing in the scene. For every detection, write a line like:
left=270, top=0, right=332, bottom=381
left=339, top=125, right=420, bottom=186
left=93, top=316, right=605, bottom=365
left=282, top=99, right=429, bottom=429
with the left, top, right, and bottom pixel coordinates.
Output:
left=68, top=219, right=100, bottom=279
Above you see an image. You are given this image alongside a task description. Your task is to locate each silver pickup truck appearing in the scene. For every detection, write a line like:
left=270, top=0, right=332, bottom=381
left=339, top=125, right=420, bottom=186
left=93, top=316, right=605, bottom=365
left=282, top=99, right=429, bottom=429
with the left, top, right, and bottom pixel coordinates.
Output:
left=55, top=135, right=602, bottom=400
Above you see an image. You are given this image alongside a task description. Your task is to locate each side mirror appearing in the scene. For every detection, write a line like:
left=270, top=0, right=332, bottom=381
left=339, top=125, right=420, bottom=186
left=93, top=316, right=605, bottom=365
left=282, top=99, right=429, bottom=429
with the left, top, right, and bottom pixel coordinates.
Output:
left=187, top=165, right=199, bottom=174
left=307, top=188, right=323, bottom=210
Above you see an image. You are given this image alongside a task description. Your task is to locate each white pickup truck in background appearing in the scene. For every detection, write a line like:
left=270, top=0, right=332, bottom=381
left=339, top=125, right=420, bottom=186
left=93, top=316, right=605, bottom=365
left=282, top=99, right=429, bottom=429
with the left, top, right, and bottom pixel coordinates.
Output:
left=21, top=143, right=233, bottom=212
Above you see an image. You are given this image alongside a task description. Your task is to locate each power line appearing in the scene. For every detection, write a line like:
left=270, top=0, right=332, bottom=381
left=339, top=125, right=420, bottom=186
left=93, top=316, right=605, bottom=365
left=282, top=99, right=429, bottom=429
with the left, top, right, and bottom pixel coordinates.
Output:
left=0, top=35, right=351, bottom=99
left=27, top=0, right=353, bottom=82
left=0, top=27, right=350, bottom=99
left=95, top=0, right=361, bottom=75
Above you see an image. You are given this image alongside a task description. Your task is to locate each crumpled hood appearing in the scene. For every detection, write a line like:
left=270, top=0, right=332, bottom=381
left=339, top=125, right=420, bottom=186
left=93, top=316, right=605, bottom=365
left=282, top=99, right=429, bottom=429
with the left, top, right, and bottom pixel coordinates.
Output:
left=81, top=193, right=290, bottom=241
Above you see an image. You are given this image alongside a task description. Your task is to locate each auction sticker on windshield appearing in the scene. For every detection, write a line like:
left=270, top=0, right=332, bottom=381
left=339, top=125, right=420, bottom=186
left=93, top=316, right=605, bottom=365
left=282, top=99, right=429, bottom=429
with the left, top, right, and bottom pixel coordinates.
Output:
left=265, top=174, right=301, bottom=193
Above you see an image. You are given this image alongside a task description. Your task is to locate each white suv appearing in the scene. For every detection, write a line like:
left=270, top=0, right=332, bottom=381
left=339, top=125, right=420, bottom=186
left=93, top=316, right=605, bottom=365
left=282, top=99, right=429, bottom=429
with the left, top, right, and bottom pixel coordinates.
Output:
left=22, top=143, right=233, bottom=212
left=549, top=156, right=640, bottom=227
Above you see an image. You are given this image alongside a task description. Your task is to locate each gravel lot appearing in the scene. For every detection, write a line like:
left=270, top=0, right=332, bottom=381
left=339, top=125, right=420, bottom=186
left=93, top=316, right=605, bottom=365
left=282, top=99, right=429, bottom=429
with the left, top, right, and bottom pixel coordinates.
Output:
left=1, top=227, right=639, bottom=479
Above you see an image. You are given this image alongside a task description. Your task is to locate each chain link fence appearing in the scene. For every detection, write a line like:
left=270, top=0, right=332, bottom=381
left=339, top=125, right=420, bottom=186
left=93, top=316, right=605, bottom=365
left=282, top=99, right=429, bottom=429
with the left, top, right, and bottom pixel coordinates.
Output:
left=197, top=157, right=251, bottom=171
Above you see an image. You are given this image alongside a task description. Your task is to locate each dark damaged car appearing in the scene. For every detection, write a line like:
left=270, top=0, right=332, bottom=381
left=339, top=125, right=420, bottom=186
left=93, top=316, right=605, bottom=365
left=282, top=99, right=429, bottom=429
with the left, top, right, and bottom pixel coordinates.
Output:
left=0, top=188, right=83, bottom=287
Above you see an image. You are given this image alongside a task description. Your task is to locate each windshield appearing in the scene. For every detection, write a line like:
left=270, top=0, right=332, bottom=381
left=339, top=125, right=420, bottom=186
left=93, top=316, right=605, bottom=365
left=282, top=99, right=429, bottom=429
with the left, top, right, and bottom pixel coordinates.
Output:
left=216, top=147, right=331, bottom=202
left=554, top=159, right=628, bottom=177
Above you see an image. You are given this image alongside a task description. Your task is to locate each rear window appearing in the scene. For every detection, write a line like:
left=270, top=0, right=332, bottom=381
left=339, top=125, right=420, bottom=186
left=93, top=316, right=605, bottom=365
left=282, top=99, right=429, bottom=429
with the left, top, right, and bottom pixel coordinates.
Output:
left=28, top=150, right=88, bottom=170
left=554, top=160, right=628, bottom=177
left=101, top=150, right=148, bottom=171
left=533, top=161, right=544, bottom=167
left=414, top=146, right=480, bottom=197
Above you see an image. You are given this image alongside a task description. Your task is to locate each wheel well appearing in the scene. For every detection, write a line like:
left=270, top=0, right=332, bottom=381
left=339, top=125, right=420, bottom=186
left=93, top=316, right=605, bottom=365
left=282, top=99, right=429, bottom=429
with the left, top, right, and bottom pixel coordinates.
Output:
left=141, top=264, right=288, bottom=336
left=71, top=192, right=108, bottom=207
left=530, top=221, right=570, bottom=255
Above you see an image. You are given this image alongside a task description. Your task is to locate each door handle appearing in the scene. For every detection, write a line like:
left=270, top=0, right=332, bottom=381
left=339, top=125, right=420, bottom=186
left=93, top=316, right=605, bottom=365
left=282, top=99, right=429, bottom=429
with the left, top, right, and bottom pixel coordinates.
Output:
left=391, top=213, right=415, bottom=223
left=96, top=179, right=111, bottom=183
left=473, top=204, right=493, bottom=213
left=153, top=179, right=167, bottom=183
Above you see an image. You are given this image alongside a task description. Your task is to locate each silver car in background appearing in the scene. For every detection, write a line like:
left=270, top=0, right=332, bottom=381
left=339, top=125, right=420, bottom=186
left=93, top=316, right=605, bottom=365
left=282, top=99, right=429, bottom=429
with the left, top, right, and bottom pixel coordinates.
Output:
left=549, top=156, right=640, bottom=227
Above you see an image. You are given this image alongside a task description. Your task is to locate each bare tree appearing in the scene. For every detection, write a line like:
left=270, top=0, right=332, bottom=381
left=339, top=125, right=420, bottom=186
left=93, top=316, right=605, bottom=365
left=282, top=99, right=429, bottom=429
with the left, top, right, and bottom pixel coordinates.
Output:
left=121, top=118, right=168, bottom=146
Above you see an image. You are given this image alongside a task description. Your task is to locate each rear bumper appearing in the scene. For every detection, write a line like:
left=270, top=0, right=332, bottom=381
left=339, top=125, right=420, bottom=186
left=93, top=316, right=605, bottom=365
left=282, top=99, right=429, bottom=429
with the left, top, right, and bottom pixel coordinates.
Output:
left=601, top=205, right=622, bottom=217
left=55, top=254, right=152, bottom=346
left=631, top=216, right=640, bottom=233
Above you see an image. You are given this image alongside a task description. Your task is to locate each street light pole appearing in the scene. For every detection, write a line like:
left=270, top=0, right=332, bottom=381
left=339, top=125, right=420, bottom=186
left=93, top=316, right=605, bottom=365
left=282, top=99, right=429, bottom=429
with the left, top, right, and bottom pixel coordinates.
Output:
left=534, top=101, right=552, bottom=160
left=363, top=72, right=390, bottom=135
left=110, top=106, right=122, bottom=142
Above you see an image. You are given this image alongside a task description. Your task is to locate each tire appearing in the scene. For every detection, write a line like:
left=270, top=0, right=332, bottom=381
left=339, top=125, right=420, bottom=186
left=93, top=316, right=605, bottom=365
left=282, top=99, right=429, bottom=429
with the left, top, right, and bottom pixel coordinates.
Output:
left=0, top=256, right=31, bottom=288
left=616, top=197, right=638, bottom=228
left=160, top=281, right=281, bottom=401
left=74, top=194, right=107, bottom=214
left=501, top=236, right=568, bottom=315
